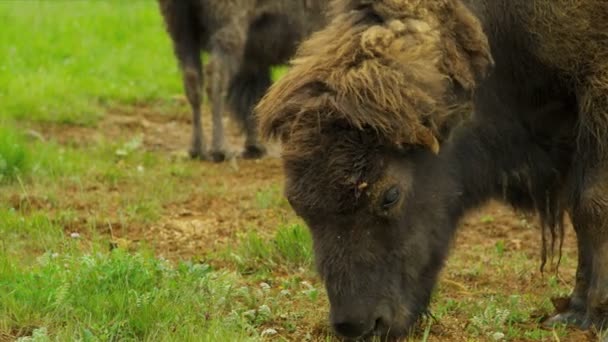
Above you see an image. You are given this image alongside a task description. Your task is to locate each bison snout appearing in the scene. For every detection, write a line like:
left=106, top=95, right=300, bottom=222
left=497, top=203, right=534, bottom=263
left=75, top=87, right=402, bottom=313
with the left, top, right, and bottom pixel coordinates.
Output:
left=330, top=305, right=393, bottom=339
left=330, top=313, right=377, bottom=339
left=332, top=320, right=373, bottom=339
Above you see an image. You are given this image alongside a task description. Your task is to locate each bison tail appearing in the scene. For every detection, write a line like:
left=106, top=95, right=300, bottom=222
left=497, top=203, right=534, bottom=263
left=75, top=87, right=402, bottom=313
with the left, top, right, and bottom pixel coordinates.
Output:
left=226, top=67, right=272, bottom=132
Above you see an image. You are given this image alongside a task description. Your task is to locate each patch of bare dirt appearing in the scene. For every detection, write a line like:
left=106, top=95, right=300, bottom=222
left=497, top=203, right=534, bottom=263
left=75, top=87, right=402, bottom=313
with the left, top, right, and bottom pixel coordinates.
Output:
left=28, top=103, right=282, bottom=158
left=20, top=103, right=288, bottom=257
left=137, top=160, right=289, bottom=259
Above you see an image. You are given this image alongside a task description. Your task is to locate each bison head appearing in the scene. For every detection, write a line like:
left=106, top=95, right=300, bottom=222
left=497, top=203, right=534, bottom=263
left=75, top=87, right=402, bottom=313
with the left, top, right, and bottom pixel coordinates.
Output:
left=255, top=0, right=493, bottom=338
left=283, top=131, right=460, bottom=338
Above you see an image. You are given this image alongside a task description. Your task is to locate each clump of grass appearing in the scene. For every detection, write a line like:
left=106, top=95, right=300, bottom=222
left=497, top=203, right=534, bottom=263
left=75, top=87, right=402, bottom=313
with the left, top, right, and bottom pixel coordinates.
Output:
left=254, top=185, right=286, bottom=210
left=464, top=295, right=565, bottom=340
left=233, top=223, right=313, bottom=273
left=0, top=248, right=258, bottom=341
left=468, top=298, right=512, bottom=336
left=0, top=209, right=65, bottom=261
left=238, top=231, right=273, bottom=266
left=0, top=126, right=28, bottom=183
left=274, top=223, right=313, bottom=266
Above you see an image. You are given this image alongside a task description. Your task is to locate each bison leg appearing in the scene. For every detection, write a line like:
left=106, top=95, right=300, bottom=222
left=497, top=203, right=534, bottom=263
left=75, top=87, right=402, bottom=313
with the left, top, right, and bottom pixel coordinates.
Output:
left=543, top=221, right=593, bottom=328
left=205, top=51, right=236, bottom=163
left=452, top=95, right=591, bottom=327
left=172, top=37, right=207, bottom=160
left=227, top=65, right=269, bottom=160
left=570, top=167, right=608, bottom=332
left=182, top=61, right=209, bottom=160
left=160, top=0, right=207, bottom=160
left=562, top=74, right=608, bottom=333
left=207, top=25, right=252, bottom=162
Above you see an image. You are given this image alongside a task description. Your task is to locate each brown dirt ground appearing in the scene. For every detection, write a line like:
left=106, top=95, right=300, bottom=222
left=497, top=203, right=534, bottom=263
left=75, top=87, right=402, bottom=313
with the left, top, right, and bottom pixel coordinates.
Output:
left=26, top=104, right=597, bottom=342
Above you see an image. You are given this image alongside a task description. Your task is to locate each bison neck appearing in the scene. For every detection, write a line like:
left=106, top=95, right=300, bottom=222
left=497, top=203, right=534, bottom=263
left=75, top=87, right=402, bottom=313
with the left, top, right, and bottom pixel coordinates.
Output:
left=438, top=0, right=579, bottom=227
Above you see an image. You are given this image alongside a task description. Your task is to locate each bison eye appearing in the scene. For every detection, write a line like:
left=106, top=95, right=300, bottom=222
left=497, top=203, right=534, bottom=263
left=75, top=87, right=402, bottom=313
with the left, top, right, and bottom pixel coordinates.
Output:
left=382, top=186, right=400, bottom=209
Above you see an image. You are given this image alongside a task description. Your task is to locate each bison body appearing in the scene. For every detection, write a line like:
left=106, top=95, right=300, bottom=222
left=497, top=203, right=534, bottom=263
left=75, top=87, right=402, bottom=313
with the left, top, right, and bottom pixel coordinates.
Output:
left=158, top=0, right=328, bottom=161
left=256, top=0, right=608, bottom=339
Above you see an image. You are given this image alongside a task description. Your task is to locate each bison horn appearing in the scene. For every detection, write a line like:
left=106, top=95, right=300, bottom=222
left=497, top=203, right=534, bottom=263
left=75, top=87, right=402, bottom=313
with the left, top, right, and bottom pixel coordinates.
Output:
left=415, top=128, right=440, bottom=154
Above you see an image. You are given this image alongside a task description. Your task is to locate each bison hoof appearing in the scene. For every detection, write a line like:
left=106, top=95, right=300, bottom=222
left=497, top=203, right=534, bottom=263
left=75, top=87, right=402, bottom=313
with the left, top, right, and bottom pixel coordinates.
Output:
left=189, top=148, right=211, bottom=161
left=241, top=144, right=267, bottom=159
left=210, top=150, right=227, bottom=163
left=543, top=310, right=590, bottom=329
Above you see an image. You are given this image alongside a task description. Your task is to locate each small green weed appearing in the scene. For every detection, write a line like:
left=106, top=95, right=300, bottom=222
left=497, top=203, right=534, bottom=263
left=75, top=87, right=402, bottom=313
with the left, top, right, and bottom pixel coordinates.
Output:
left=481, top=215, right=495, bottom=223
left=274, top=223, right=313, bottom=266
left=254, top=185, right=285, bottom=210
left=0, top=208, right=64, bottom=261
left=495, top=240, right=505, bottom=257
left=233, top=223, right=313, bottom=273
left=271, top=65, right=289, bottom=81
left=0, top=126, right=28, bottom=183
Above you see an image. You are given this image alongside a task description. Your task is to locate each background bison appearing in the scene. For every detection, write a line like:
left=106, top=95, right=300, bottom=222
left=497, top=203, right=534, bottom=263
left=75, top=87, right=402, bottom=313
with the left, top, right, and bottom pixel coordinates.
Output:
left=158, top=0, right=328, bottom=161
left=256, top=0, right=608, bottom=339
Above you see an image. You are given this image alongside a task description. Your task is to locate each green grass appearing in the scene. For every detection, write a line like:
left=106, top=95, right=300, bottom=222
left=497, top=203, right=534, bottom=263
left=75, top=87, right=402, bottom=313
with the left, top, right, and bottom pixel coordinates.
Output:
left=254, top=185, right=287, bottom=210
left=0, top=1, right=181, bottom=125
left=0, top=208, right=321, bottom=341
left=0, top=248, right=257, bottom=341
left=0, top=209, right=64, bottom=263
left=0, top=109, right=318, bottom=341
left=0, top=1, right=288, bottom=127
left=231, top=223, right=314, bottom=274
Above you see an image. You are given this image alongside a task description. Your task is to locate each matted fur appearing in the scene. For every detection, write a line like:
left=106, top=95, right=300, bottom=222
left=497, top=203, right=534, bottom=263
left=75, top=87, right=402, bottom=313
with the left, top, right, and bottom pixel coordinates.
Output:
left=528, top=1, right=608, bottom=158
left=469, top=0, right=608, bottom=160
left=256, top=0, right=493, bottom=160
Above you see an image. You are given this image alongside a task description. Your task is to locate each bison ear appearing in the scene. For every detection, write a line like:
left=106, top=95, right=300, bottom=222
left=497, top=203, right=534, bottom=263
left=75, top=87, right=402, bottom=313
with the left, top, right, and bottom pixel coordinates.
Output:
left=442, top=1, right=494, bottom=95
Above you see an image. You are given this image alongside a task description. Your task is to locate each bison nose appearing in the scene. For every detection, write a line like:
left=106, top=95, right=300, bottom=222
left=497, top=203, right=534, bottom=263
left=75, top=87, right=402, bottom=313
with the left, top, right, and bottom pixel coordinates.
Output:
left=331, top=313, right=377, bottom=338
left=332, top=320, right=370, bottom=338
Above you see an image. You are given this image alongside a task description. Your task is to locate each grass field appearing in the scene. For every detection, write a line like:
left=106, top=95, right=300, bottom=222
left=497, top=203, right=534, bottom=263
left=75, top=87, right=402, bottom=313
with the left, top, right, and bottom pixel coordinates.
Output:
left=0, top=1, right=597, bottom=341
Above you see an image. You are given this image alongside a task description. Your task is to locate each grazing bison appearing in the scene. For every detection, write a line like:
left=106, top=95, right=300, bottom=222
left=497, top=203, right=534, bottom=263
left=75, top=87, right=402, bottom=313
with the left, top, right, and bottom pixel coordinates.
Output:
left=157, top=0, right=328, bottom=161
left=255, top=0, right=608, bottom=339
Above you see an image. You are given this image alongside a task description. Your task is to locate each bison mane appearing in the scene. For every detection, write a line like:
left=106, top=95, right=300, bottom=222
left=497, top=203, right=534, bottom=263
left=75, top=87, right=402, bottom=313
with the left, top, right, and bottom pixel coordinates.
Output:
left=255, top=0, right=494, bottom=161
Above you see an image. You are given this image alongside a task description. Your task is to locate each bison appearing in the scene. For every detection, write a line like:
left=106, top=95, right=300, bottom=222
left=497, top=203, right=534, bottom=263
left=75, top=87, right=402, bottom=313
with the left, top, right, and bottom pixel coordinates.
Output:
left=255, top=0, right=608, bottom=339
left=157, top=0, right=328, bottom=161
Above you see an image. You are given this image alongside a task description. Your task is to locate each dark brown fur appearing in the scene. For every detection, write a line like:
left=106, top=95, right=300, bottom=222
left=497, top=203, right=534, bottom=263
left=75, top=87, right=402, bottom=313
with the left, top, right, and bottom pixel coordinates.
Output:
left=255, top=0, right=608, bottom=339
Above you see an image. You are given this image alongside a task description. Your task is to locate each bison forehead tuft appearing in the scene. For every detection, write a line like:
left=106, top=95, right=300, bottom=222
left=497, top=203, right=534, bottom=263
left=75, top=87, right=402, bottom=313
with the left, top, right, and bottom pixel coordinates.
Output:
left=284, top=132, right=387, bottom=214
left=256, top=0, right=491, bottom=164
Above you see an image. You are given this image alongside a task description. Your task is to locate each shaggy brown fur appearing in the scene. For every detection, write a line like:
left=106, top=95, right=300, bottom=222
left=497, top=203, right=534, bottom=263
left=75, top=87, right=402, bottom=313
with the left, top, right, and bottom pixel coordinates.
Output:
left=473, top=0, right=608, bottom=157
left=257, top=0, right=493, bottom=158
left=158, top=0, right=329, bottom=161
